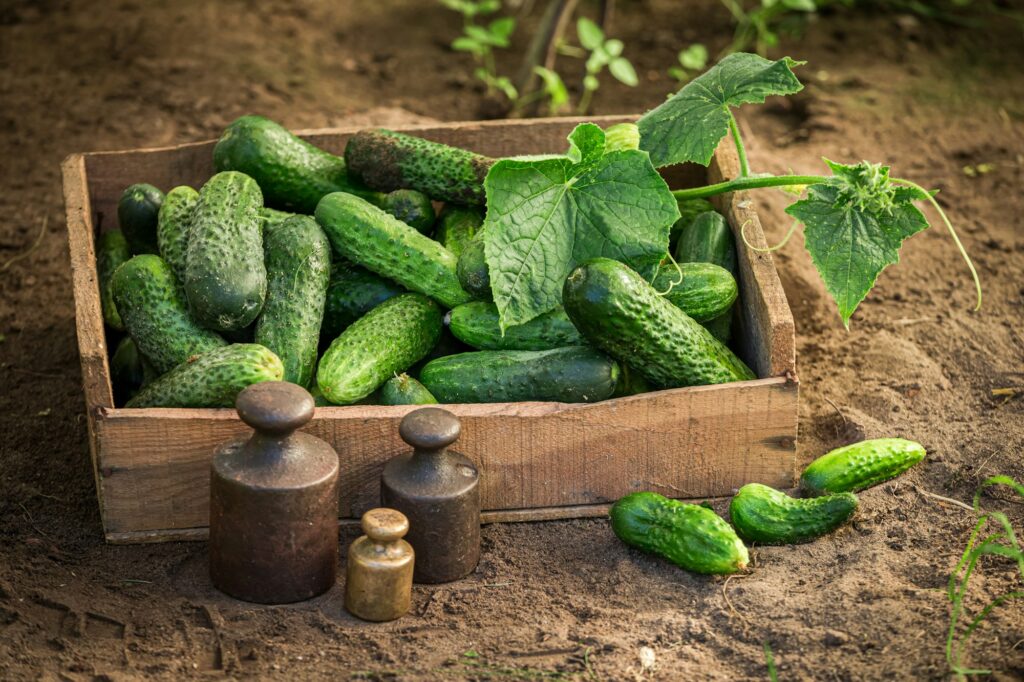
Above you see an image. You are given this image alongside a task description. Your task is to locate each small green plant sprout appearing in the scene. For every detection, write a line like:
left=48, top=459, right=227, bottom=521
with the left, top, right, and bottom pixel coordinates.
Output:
left=575, top=17, right=638, bottom=114
left=532, top=66, right=570, bottom=116
left=443, top=1, right=518, bottom=102
left=720, top=0, right=822, bottom=55
left=668, top=44, right=709, bottom=83
left=439, top=0, right=501, bottom=24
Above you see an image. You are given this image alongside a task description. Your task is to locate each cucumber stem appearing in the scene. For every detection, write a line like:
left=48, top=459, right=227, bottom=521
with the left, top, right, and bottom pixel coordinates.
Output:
left=727, top=110, right=750, bottom=177
left=672, top=174, right=828, bottom=200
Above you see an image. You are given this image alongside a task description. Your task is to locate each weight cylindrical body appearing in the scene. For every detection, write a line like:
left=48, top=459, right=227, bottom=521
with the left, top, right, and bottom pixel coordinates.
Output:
left=345, top=508, right=414, bottom=622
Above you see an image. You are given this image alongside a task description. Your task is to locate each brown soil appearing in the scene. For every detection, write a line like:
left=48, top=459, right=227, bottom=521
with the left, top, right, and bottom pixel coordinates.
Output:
left=2, top=1, right=1023, bottom=679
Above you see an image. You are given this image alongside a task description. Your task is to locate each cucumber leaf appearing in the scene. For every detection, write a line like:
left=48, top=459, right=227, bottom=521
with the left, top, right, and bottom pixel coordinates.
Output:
left=484, top=123, right=680, bottom=330
left=786, top=159, right=930, bottom=327
left=638, top=53, right=804, bottom=168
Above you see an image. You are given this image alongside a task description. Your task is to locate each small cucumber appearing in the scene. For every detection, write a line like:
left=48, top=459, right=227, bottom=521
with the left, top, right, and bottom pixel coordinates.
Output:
left=317, top=294, right=443, bottom=405
left=316, top=192, right=471, bottom=309
left=610, top=492, right=749, bottom=575
left=255, top=215, right=331, bottom=388
left=259, top=207, right=295, bottom=232
left=670, top=198, right=716, bottom=249
left=563, top=258, right=754, bottom=388
left=674, top=210, right=737, bottom=275
left=650, top=262, right=738, bottom=323
left=321, top=264, right=406, bottom=343
left=801, top=438, right=927, bottom=495
left=448, top=302, right=583, bottom=351
left=381, top=189, right=435, bottom=234
left=112, top=255, right=226, bottom=374
left=126, top=344, right=283, bottom=408
left=118, top=183, right=164, bottom=255
left=729, top=483, right=858, bottom=545
left=380, top=373, right=438, bottom=405
left=456, top=233, right=491, bottom=300
left=96, top=229, right=131, bottom=331
left=156, top=186, right=199, bottom=286
left=110, top=336, right=147, bottom=405
left=435, top=205, right=484, bottom=258
left=419, top=346, right=619, bottom=404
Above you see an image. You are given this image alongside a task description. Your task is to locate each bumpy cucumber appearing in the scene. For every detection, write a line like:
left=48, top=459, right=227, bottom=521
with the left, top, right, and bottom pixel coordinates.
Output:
left=670, top=199, right=716, bottom=249
left=212, top=115, right=382, bottom=212
left=344, top=129, right=495, bottom=204
left=380, top=373, right=438, bottom=405
left=457, top=233, right=491, bottom=300
left=118, top=183, right=164, bottom=255
left=448, top=302, right=583, bottom=351
left=317, top=294, right=442, bottom=405
left=381, top=189, right=435, bottom=234
left=112, top=255, right=226, bottom=374
left=156, top=186, right=199, bottom=285
left=650, top=262, right=738, bottom=323
left=321, top=264, right=406, bottom=343
left=563, top=258, right=754, bottom=388
left=185, top=171, right=266, bottom=331
left=419, top=346, right=619, bottom=404
left=96, top=229, right=131, bottom=330
left=675, top=210, right=738, bottom=343
left=729, top=483, right=858, bottom=545
left=315, top=192, right=471, bottom=309
left=254, top=215, right=331, bottom=388
left=110, top=336, right=147, bottom=405
left=610, top=492, right=749, bottom=575
left=435, top=205, right=484, bottom=258
left=126, top=344, right=283, bottom=408
left=801, top=438, right=927, bottom=495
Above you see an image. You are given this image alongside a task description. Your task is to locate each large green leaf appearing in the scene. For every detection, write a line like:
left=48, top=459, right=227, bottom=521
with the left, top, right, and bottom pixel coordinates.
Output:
left=483, top=123, right=680, bottom=330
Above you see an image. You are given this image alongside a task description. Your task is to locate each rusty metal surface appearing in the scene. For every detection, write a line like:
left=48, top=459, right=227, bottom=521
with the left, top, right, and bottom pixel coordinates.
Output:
left=344, top=508, right=414, bottom=622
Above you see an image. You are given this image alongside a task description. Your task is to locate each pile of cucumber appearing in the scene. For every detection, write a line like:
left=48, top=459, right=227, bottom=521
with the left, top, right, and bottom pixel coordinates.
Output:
left=99, top=115, right=752, bottom=409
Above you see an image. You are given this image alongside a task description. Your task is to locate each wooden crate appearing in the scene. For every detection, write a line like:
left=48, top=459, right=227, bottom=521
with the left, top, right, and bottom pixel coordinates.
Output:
left=62, top=115, right=798, bottom=544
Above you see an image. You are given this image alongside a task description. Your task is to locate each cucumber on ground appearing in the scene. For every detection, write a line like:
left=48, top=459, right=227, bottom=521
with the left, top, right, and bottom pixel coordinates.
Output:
left=344, top=129, right=495, bottom=204
left=212, top=115, right=382, bottom=212
left=317, top=294, right=442, bottom=405
left=255, top=215, right=331, bottom=388
left=456, top=233, right=491, bottom=300
left=448, top=302, right=583, bottom=351
left=321, top=263, right=406, bottom=343
left=650, top=262, right=738, bottom=323
left=610, top=492, right=749, bottom=575
left=315, top=192, right=471, bottom=309
left=419, top=346, right=619, bottom=404
left=435, top=204, right=484, bottom=258
left=156, top=186, right=199, bottom=286
left=729, top=483, right=858, bottom=545
left=381, top=189, right=435, bottom=234
left=800, top=438, right=927, bottom=495
left=670, top=198, right=716, bottom=249
left=563, top=258, right=754, bottom=388
left=112, top=255, right=226, bottom=374
left=380, top=373, right=438, bottom=405
left=126, top=344, right=283, bottom=408
left=185, top=171, right=267, bottom=331
left=110, top=336, right=147, bottom=405
left=118, top=183, right=164, bottom=255
left=96, top=229, right=131, bottom=330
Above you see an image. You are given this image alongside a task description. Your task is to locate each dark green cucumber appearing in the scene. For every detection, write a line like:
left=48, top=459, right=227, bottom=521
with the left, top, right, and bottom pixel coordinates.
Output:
left=255, top=215, right=331, bottom=388
left=126, top=344, right=283, bottom=408
left=675, top=210, right=738, bottom=343
left=381, top=189, right=435, bottom=234
left=321, top=264, right=406, bottom=343
left=96, top=229, right=131, bottom=331
left=112, top=255, right=227, bottom=374
left=156, top=186, right=199, bottom=286
left=670, top=199, right=716, bottom=249
left=457, top=234, right=491, bottom=300
left=448, top=302, right=583, bottom=351
left=315, top=192, right=471, bottom=309
left=317, top=294, right=442, bottom=405
left=185, top=171, right=266, bottom=331
left=729, top=483, right=858, bottom=545
left=259, top=207, right=295, bottom=232
left=408, top=327, right=473, bottom=377
left=563, top=258, right=754, bottom=388
left=380, top=373, right=438, bottom=405
left=344, top=129, right=495, bottom=204
left=118, top=183, right=164, bottom=255
left=419, top=346, right=619, bottom=404
left=435, top=205, right=484, bottom=258
left=610, top=492, right=749, bottom=575
left=110, top=336, right=147, bottom=405
left=212, top=115, right=382, bottom=212
left=801, top=438, right=927, bottom=495
left=613, top=364, right=651, bottom=398
left=650, top=262, right=738, bottom=323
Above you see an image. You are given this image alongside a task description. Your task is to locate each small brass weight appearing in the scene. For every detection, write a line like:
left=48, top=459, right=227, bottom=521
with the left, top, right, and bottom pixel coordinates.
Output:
left=345, top=508, right=414, bottom=622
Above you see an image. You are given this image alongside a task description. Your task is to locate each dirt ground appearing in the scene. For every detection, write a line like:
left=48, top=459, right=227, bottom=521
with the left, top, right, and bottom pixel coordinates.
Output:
left=1, top=0, right=1023, bottom=679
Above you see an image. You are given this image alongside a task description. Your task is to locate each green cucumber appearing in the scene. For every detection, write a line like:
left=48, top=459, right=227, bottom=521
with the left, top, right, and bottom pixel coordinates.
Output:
left=419, top=346, right=619, bottom=404
left=456, top=234, right=491, bottom=300
left=675, top=210, right=738, bottom=343
left=563, top=258, right=754, bottom=388
left=254, top=215, right=331, bottom=388
left=321, top=264, right=406, bottom=343
left=800, top=438, right=927, bottom=495
left=118, top=183, right=164, bottom=255
left=315, top=192, right=471, bottom=309
left=212, top=115, right=382, bottom=212
left=156, top=186, right=199, bottom=286
left=317, top=293, right=442, bottom=405
left=112, top=255, right=226, bottom=374
left=610, top=492, right=749, bottom=575
left=729, top=483, right=858, bottom=545
left=670, top=199, right=716, bottom=249
left=96, top=230, right=131, bottom=331
left=344, top=129, right=495, bottom=204
left=435, top=205, right=484, bottom=258
left=448, top=302, right=583, bottom=351
left=185, top=171, right=266, bottom=331
left=309, top=383, right=332, bottom=407
left=380, top=373, right=438, bottom=405
left=110, top=336, right=147, bottom=405
left=259, top=207, right=295, bottom=232
left=650, top=262, right=738, bottom=323
left=126, top=344, right=283, bottom=408
left=381, top=189, right=435, bottom=234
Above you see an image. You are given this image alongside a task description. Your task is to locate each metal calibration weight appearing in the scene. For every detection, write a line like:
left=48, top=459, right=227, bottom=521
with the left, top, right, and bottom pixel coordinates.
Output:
left=381, top=407, right=481, bottom=584
left=209, top=382, right=340, bottom=604
left=344, top=508, right=414, bottom=622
